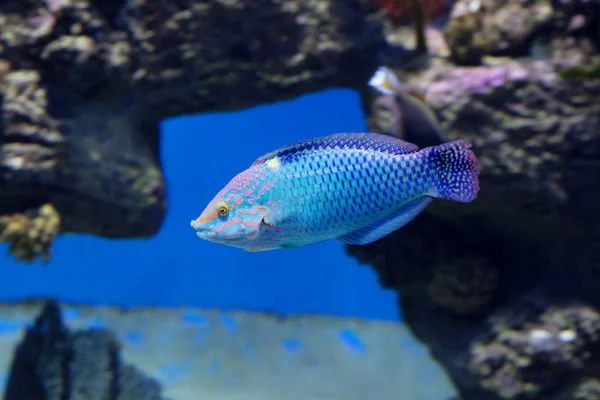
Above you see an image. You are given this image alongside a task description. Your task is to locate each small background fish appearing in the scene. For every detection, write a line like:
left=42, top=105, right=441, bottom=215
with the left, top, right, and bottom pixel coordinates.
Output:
left=368, top=66, right=444, bottom=148
left=191, top=132, right=479, bottom=251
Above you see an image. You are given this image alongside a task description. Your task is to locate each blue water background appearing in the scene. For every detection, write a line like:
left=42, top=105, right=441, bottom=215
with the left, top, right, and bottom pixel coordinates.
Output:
left=0, top=89, right=399, bottom=321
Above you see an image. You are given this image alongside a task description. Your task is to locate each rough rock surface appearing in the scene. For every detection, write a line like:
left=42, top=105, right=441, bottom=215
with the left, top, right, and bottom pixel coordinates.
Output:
left=3, top=299, right=167, bottom=400
left=350, top=1, right=600, bottom=399
left=443, top=0, right=600, bottom=66
left=0, top=0, right=387, bottom=261
left=443, top=0, right=554, bottom=65
left=469, top=297, right=600, bottom=399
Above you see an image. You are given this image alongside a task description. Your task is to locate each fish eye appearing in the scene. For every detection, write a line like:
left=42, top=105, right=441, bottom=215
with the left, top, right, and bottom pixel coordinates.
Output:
left=216, top=202, right=229, bottom=217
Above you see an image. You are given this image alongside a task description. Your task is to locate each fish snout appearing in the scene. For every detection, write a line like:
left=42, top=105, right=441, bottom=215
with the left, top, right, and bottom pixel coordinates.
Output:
left=196, top=230, right=216, bottom=240
left=190, top=219, right=215, bottom=240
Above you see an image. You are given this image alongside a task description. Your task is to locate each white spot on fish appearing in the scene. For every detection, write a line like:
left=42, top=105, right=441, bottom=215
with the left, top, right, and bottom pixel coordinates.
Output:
left=266, top=157, right=281, bottom=169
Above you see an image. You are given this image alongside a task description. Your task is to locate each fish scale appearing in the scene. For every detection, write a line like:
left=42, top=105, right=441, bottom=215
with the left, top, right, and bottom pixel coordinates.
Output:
left=278, top=150, right=409, bottom=243
left=191, top=132, right=480, bottom=251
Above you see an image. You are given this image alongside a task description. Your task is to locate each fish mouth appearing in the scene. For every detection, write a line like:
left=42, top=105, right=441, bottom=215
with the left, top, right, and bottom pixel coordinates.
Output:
left=192, top=227, right=244, bottom=243
left=195, top=230, right=214, bottom=240
left=197, top=232, right=247, bottom=245
left=190, top=219, right=248, bottom=243
left=190, top=219, right=212, bottom=240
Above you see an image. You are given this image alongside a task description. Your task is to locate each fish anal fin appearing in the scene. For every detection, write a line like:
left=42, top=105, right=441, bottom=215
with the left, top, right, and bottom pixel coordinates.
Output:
left=337, top=197, right=433, bottom=245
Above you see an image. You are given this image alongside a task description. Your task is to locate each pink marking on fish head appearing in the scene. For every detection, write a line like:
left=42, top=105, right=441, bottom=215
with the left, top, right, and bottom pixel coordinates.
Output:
left=190, top=168, right=270, bottom=249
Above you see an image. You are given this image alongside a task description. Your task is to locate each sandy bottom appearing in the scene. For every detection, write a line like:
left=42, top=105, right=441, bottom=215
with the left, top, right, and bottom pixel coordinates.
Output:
left=0, top=302, right=457, bottom=400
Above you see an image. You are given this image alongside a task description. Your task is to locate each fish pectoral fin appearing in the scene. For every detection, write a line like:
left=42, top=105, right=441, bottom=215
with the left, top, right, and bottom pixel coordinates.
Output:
left=262, top=212, right=280, bottom=228
left=261, top=203, right=293, bottom=229
left=337, top=197, right=433, bottom=245
left=261, top=217, right=276, bottom=228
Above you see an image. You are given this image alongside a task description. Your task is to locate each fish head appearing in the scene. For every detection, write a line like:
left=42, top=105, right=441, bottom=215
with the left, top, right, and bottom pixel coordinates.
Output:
left=190, top=186, right=268, bottom=249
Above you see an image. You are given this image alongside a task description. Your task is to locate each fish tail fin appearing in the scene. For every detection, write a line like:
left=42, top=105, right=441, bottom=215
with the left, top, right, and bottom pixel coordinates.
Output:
left=424, top=140, right=480, bottom=203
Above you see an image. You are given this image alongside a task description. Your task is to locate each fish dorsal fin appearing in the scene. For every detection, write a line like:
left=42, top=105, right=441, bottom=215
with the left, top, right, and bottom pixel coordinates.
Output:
left=337, top=197, right=432, bottom=245
left=251, top=133, right=418, bottom=167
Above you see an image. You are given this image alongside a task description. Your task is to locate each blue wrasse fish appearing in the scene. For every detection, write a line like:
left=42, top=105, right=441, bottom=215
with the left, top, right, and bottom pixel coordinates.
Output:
left=191, top=132, right=480, bottom=251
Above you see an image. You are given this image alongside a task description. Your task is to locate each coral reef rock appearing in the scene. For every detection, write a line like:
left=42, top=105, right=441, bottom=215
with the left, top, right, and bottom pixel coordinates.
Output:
left=0, top=0, right=386, bottom=262
left=353, top=2, right=600, bottom=399
left=443, top=0, right=600, bottom=66
left=444, top=0, right=554, bottom=65
left=469, top=295, right=600, bottom=399
left=3, top=299, right=168, bottom=400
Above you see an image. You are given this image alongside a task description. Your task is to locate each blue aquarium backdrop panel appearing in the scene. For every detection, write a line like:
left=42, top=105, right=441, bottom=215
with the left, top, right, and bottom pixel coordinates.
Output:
left=0, top=89, right=399, bottom=321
